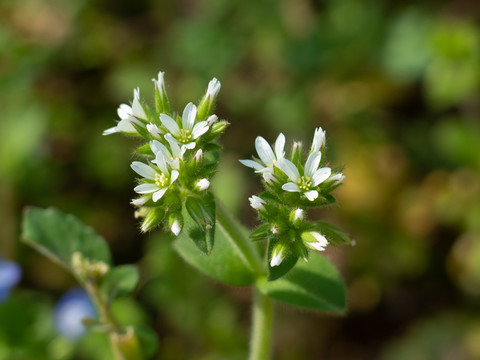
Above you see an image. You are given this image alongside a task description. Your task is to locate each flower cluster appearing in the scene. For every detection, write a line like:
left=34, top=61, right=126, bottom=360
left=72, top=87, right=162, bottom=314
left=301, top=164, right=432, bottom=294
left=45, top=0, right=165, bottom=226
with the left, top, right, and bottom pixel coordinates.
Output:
left=104, top=73, right=227, bottom=235
left=241, top=128, right=346, bottom=268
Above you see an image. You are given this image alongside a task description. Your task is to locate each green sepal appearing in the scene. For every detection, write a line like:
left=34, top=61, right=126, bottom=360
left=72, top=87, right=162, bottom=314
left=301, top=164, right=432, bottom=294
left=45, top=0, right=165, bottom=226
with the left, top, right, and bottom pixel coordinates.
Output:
left=131, top=121, right=151, bottom=139
left=173, top=211, right=256, bottom=286
left=313, top=222, right=352, bottom=246
left=21, top=207, right=112, bottom=274
left=257, top=253, right=346, bottom=313
left=184, top=193, right=216, bottom=254
left=101, top=265, right=139, bottom=303
left=136, top=143, right=154, bottom=156
left=249, top=224, right=271, bottom=242
left=267, top=240, right=299, bottom=281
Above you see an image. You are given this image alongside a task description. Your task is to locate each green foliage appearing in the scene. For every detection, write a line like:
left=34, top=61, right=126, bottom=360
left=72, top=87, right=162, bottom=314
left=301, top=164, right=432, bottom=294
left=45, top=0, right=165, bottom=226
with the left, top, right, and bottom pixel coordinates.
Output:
left=258, top=253, right=346, bottom=313
left=21, top=207, right=112, bottom=272
left=173, top=216, right=256, bottom=286
left=101, top=265, right=140, bottom=302
left=184, top=193, right=216, bottom=254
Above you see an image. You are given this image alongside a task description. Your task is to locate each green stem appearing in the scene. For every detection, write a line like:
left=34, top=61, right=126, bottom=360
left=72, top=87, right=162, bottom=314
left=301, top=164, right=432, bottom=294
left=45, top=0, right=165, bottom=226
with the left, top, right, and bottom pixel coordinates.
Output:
left=85, top=281, right=142, bottom=360
left=214, top=199, right=274, bottom=360
left=215, top=199, right=264, bottom=276
left=249, top=287, right=274, bottom=360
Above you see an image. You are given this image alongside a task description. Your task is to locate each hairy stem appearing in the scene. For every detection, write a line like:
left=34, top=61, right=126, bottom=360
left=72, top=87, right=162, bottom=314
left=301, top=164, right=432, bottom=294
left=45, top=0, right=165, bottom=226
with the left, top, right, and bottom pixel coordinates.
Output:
left=249, top=287, right=274, bottom=360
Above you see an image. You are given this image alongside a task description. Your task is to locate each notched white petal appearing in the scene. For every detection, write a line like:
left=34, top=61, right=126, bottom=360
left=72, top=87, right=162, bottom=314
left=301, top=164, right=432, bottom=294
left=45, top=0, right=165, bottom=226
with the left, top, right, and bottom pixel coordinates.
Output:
left=312, top=167, right=332, bottom=186
left=304, top=190, right=318, bottom=201
left=276, top=158, right=300, bottom=181
left=160, top=114, right=180, bottom=135
left=131, top=161, right=156, bottom=179
left=134, top=183, right=158, bottom=194
left=282, top=182, right=300, bottom=192
left=152, top=188, right=168, bottom=202
left=255, top=137, right=275, bottom=165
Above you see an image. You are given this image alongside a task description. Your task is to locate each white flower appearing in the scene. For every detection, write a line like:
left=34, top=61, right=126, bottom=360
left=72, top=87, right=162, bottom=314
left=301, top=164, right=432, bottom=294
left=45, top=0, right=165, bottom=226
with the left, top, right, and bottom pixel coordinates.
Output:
left=160, top=102, right=210, bottom=150
left=270, top=244, right=286, bottom=267
left=239, top=133, right=286, bottom=173
left=276, top=151, right=331, bottom=201
left=195, top=178, right=210, bottom=191
left=248, top=195, right=265, bottom=211
left=103, top=88, right=148, bottom=136
left=207, top=78, right=221, bottom=99
left=170, top=219, right=181, bottom=236
left=131, top=152, right=179, bottom=202
left=150, top=139, right=184, bottom=170
left=302, top=231, right=329, bottom=252
left=310, top=127, right=326, bottom=153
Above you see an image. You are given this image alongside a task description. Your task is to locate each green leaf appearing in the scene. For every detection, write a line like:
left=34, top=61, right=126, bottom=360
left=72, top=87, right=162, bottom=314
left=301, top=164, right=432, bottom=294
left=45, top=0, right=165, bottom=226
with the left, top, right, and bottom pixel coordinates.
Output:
left=21, top=207, right=111, bottom=273
left=133, top=325, right=159, bottom=358
left=173, top=211, right=256, bottom=286
left=184, top=193, right=216, bottom=254
left=314, top=222, right=351, bottom=246
left=101, top=265, right=139, bottom=302
left=257, top=253, right=346, bottom=313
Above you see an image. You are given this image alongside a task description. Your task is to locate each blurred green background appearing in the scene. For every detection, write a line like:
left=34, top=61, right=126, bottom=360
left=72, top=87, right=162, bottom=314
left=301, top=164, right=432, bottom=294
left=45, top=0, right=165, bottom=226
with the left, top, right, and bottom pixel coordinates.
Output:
left=1, top=0, right=480, bottom=358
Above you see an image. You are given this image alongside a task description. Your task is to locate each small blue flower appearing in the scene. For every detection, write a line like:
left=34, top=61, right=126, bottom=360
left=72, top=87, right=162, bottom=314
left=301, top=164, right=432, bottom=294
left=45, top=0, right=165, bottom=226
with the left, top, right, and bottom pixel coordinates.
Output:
left=54, top=287, right=96, bottom=339
left=0, top=258, right=22, bottom=303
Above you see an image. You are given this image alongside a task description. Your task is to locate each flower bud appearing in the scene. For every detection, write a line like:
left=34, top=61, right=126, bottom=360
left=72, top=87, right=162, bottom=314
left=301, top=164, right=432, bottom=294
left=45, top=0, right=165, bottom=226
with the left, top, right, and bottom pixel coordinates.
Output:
left=249, top=195, right=265, bottom=211
left=195, top=178, right=210, bottom=191
left=197, top=78, right=221, bottom=120
left=329, top=173, right=345, bottom=186
left=153, top=72, right=171, bottom=114
left=194, top=149, right=204, bottom=164
left=262, top=171, right=277, bottom=185
left=71, top=252, right=109, bottom=280
left=301, top=231, right=329, bottom=252
left=310, top=127, right=326, bottom=153
left=289, top=208, right=304, bottom=224
left=210, top=120, right=229, bottom=137
left=141, top=207, right=165, bottom=232
left=270, top=243, right=287, bottom=267
left=146, top=123, right=163, bottom=140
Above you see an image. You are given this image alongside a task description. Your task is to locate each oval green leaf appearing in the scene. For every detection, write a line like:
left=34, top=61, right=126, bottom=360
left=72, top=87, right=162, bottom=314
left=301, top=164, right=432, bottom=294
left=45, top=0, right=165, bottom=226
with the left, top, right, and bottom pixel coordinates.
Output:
left=257, top=253, right=346, bottom=313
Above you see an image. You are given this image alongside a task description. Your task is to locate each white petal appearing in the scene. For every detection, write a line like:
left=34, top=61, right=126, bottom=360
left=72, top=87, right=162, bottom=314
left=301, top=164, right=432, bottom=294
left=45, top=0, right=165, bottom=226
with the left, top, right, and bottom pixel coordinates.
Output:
left=312, top=167, right=332, bottom=186
left=160, top=114, right=180, bottom=135
left=131, top=196, right=149, bottom=206
left=305, top=241, right=327, bottom=251
left=132, top=88, right=147, bottom=119
left=263, top=172, right=277, bottom=184
left=153, top=72, right=165, bottom=91
left=206, top=115, right=218, bottom=126
left=282, top=182, right=300, bottom=192
left=152, top=188, right=168, bottom=202
left=192, top=121, right=209, bottom=139
left=182, top=102, right=197, bottom=130
left=154, top=152, right=169, bottom=173
left=150, top=140, right=171, bottom=160
left=170, top=170, right=179, bottom=183
left=329, top=173, right=345, bottom=185
left=117, top=104, right=132, bottom=120
left=304, top=151, right=321, bottom=178
left=103, top=127, right=118, bottom=136
left=249, top=195, right=265, bottom=211
left=183, top=142, right=196, bottom=150
left=196, top=178, right=210, bottom=191
left=274, top=133, right=286, bottom=160
left=276, top=158, right=300, bottom=182
left=171, top=219, right=181, bottom=236
left=239, top=159, right=265, bottom=171
left=116, top=118, right=139, bottom=133
left=270, top=247, right=285, bottom=267
left=311, top=232, right=329, bottom=247
left=165, top=135, right=182, bottom=159
left=134, top=183, right=158, bottom=194
left=131, top=161, right=156, bottom=179
left=147, top=124, right=162, bottom=139
left=255, top=137, right=275, bottom=165
left=304, top=190, right=318, bottom=201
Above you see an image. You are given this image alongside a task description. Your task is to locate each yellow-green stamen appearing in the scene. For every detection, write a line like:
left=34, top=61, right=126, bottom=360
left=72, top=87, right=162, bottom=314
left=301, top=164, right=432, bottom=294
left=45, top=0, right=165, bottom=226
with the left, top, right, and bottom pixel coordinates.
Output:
left=155, top=173, right=169, bottom=187
left=178, top=129, right=193, bottom=144
left=297, top=175, right=312, bottom=191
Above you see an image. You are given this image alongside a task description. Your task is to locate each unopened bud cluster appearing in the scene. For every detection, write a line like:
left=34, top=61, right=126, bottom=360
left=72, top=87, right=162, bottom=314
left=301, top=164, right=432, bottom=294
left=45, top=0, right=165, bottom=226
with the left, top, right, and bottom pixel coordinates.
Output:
left=104, top=73, right=227, bottom=235
left=241, top=129, right=345, bottom=267
left=72, top=252, right=110, bottom=281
